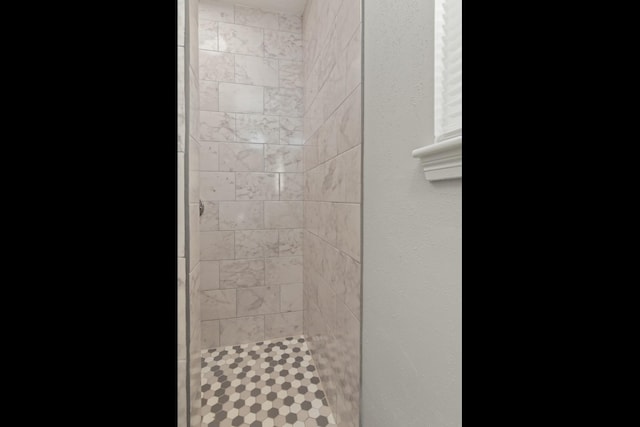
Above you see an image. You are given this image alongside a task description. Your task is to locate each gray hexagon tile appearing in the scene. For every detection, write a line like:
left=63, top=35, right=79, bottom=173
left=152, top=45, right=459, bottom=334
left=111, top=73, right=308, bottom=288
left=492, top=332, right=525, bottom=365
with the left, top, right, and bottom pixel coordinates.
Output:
left=201, top=335, right=337, bottom=427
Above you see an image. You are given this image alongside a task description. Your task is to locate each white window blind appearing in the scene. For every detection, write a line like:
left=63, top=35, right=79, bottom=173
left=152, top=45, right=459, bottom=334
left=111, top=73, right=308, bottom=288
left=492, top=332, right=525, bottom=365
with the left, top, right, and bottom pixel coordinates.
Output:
left=434, top=0, right=462, bottom=144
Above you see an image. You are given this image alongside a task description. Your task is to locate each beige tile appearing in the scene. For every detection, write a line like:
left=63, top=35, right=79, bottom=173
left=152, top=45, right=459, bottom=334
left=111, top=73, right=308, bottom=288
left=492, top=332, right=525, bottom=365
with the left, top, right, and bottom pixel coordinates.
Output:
left=236, top=172, right=279, bottom=200
left=279, top=173, right=304, bottom=200
left=318, top=202, right=337, bottom=246
left=278, top=229, right=303, bottom=256
left=219, top=201, right=263, bottom=230
left=279, top=13, right=302, bottom=33
left=280, top=283, right=303, bottom=312
left=235, top=230, right=279, bottom=258
left=236, top=113, right=279, bottom=144
left=336, top=85, right=361, bottom=153
left=220, top=259, right=265, bottom=288
left=279, top=116, right=303, bottom=145
left=199, top=142, right=219, bottom=171
left=234, top=5, right=279, bottom=30
left=200, top=260, right=220, bottom=290
left=200, top=172, right=235, bottom=201
left=303, top=202, right=321, bottom=237
left=219, top=315, right=264, bottom=346
left=321, top=240, right=342, bottom=291
left=265, top=144, right=304, bottom=172
left=265, top=256, right=303, bottom=285
left=199, top=80, right=219, bottom=112
left=200, top=111, right=235, bottom=142
left=219, top=82, right=264, bottom=114
left=199, top=201, right=219, bottom=231
left=304, top=94, right=324, bottom=141
left=201, top=288, right=236, bottom=320
left=341, top=253, right=360, bottom=320
left=279, top=60, right=303, bottom=88
left=318, top=277, right=337, bottom=334
left=317, top=111, right=338, bottom=164
left=199, top=50, right=234, bottom=82
left=264, top=201, right=303, bottom=228
left=237, top=285, right=280, bottom=316
left=219, top=142, right=263, bottom=172
left=264, top=87, right=303, bottom=117
left=338, top=144, right=361, bottom=203
left=199, top=19, right=218, bottom=51
left=336, top=0, right=361, bottom=50
left=199, top=0, right=234, bottom=23
left=201, top=231, right=235, bottom=260
left=218, top=22, right=264, bottom=56
left=201, top=319, right=219, bottom=350
left=335, top=203, right=360, bottom=261
left=264, top=311, right=303, bottom=339
left=321, top=158, right=345, bottom=202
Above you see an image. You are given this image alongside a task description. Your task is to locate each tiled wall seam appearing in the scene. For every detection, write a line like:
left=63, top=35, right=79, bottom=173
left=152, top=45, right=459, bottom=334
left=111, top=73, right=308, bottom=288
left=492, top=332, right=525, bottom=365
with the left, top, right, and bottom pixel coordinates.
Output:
left=198, top=1, right=304, bottom=350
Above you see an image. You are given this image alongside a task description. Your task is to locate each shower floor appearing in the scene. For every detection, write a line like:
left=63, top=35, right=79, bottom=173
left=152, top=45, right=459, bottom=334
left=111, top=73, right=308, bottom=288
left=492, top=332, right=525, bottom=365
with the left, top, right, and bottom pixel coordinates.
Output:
left=200, top=335, right=337, bottom=427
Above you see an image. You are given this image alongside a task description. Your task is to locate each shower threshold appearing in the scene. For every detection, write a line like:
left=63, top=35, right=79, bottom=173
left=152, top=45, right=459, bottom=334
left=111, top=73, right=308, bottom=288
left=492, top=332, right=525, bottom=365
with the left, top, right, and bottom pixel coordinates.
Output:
left=200, top=335, right=337, bottom=427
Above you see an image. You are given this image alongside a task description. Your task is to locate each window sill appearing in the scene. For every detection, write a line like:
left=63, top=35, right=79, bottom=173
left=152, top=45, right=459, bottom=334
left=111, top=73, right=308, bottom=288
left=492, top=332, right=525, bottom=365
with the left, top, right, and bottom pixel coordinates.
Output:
left=411, top=136, right=462, bottom=181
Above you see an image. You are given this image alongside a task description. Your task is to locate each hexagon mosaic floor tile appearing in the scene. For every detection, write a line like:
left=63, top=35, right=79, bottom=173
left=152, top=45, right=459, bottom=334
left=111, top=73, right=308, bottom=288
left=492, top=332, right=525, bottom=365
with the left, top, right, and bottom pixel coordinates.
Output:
left=201, top=335, right=337, bottom=427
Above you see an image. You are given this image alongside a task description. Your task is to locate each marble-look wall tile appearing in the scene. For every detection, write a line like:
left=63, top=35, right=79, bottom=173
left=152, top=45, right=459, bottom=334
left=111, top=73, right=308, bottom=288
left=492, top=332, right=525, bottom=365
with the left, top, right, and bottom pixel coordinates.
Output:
left=219, top=201, right=263, bottom=230
left=335, top=203, right=360, bottom=261
left=317, top=113, right=338, bottom=164
left=318, top=277, right=337, bottom=334
left=178, top=48, right=185, bottom=152
left=265, top=256, right=303, bottom=285
left=264, top=29, right=303, bottom=61
left=322, top=158, right=345, bottom=202
left=235, top=230, right=279, bottom=259
left=189, top=204, right=200, bottom=270
left=199, top=201, right=219, bottom=231
left=320, top=240, right=342, bottom=291
left=200, top=142, right=219, bottom=171
left=336, top=85, right=362, bottom=153
left=279, top=60, right=303, bottom=88
left=264, top=311, right=303, bottom=339
left=336, top=0, right=361, bottom=51
left=279, top=117, right=303, bottom=145
left=178, top=0, right=185, bottom=46
left=199, top=0, right=234, bottom=23
left=234, top=5, right=279, bottom=30
left=264, top=87, right=304, bottom=117
left=280, top=283, right=303, bottom=312
left=178, top=359, right=187, bottom=427
left=303, top=144, right=319, bottom=171
left=199, top=19, right=218, bottom=51
left=236, top=113, right=279, bottom=144
left=200, top=80, right=219, bottom=112
left=278, top=228, right=303, bottom=256
left=279, top=13, right=302, bottom=33
left=219, top=82, right=264, bottom=113
left=339, top=144, right=361, bottom=203
left=218, top=22, right=264, bottom=56
left=219, top=315, right=264, bottom=346
left=280, top=173, right=304, bottom=201
left=265, top=144, right=303, bottom=172
left=199, top=50, right=234, bottom=82
left=220, top=259, right=265, bottom=288
left=200, top=172, right=235, bottom=201
left=237, top=285, right=280, bottom=316
left=341, top=253, right=361, bottom=320
left=178, top=154, right=185, bottom=257
left=264, top=201, right=303, bottom=228
left=304, top=95, right=324, bottom=141
left=201, top=288, right=236, bottom=320
left=201, top=231, right=235, bottom=260
left=318, top=202, right=337, bottom=246
left=218, top=142, right=263, bottom=172
left=178, top=257, right=186, bottom=360
left=201, top=260, right=220, bottom=290
left=188, top=69, right=200, bottom=140
left=201, top=319, right=220, bottom=350
left=236, top=172, right=279, bottom=200
left=345, top=24, right=361, bottom=96
left=200, top=111, right=235, bottom=142
left=235, top=55, right=278, bottom=87
left=321, top=53, right=347, bottom=120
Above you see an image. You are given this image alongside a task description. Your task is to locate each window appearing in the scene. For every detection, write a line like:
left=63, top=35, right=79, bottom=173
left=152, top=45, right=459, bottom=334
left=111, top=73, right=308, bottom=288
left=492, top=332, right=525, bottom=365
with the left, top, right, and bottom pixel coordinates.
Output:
left=412, top=0, right=462, bottom=181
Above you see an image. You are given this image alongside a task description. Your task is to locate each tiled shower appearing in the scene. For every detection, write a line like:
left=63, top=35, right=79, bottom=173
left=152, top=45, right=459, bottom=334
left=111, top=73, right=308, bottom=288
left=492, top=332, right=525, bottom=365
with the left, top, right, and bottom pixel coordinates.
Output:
left=179, top=0, right=362, bottom=426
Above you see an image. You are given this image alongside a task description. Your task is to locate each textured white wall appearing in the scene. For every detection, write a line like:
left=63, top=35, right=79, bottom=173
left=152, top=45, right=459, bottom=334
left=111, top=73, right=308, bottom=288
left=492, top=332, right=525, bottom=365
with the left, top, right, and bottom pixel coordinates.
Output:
left=361, top=0, right=462, bottom=426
